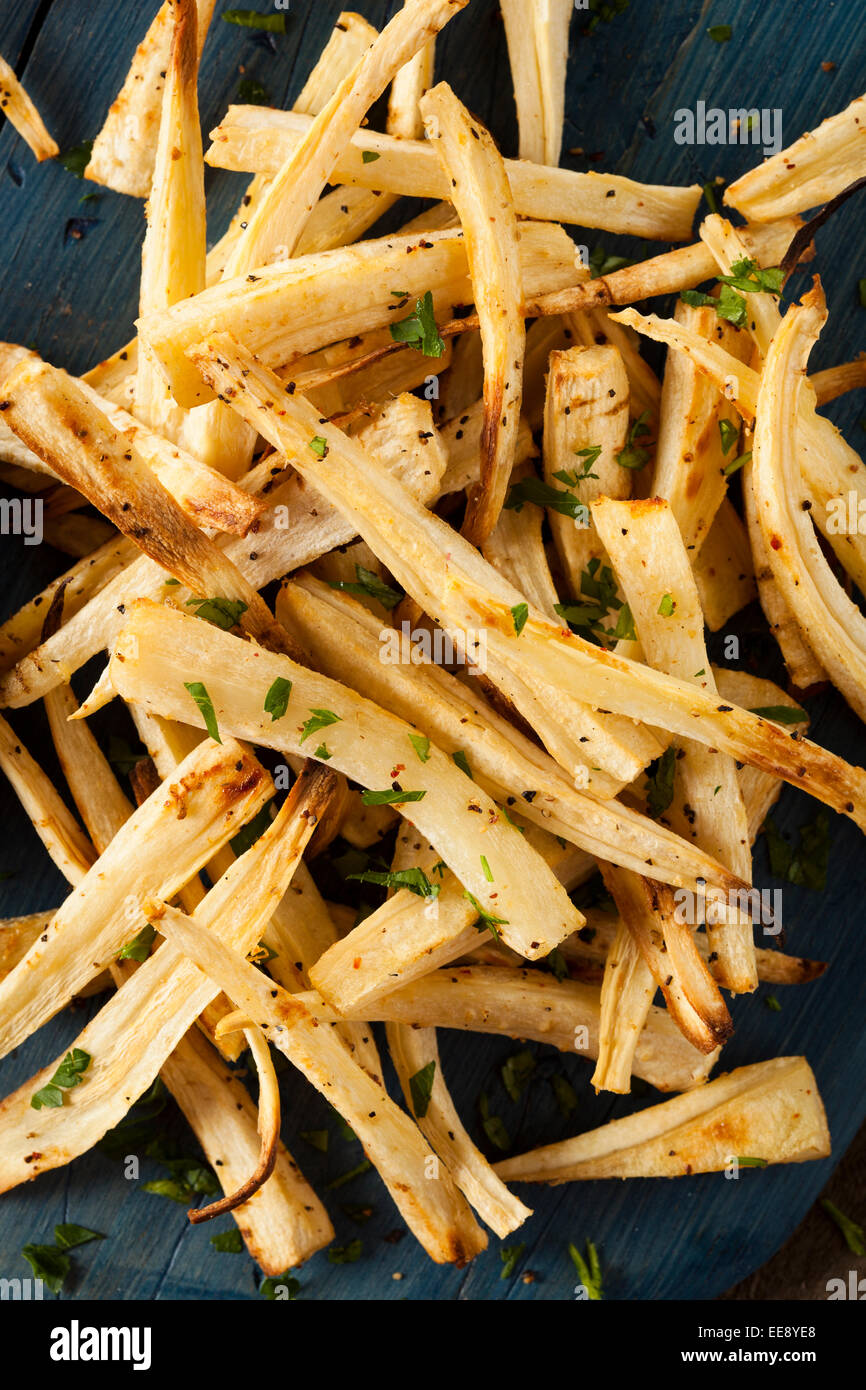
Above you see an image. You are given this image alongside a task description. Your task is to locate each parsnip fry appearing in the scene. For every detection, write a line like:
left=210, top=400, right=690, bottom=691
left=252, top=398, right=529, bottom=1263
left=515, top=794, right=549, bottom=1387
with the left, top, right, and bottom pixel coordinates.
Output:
left=0, top=54, right=57, bottom=160
left=495, top=1058, right=830, bottom=1182
left=135, top=0, right=206, bottom=443
left=191, top=334, right=866, bottom=829
left=751, top=285, right=866, bottom=721
left=593, top=496, right=757, bottom=992
left=140, top=222, right=579, bottom=408
left=277, top=575, right=741, bottom=896
left=228, top=0, right=469, bottom=270
left=206, top=107, right=702, bottom=241
left=148, top=900, right=488, bottom=1266
left=0, top=712, right=94, bottom=883
left=387, top=1023, right=532, bottom=1238
left=590, top=918, right=655, bottom=1096
left=109, top=600, right=581, bottom=959
left=501, top=0, right=572, bottom=167
left=421, top=83, right=525, bottom=543
left=0, top=738, right=272, bottom=1060
left=693, top=498, right=758, bottom=634
left=84, top=0, right=216, bottom=197
left=726, top=94, right=866, bottom=222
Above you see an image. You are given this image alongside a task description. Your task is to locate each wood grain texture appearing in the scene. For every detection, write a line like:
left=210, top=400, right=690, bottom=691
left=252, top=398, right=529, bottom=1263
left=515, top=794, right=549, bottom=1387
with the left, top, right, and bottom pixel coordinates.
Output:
left=0, top=0, right=864, bottom=1302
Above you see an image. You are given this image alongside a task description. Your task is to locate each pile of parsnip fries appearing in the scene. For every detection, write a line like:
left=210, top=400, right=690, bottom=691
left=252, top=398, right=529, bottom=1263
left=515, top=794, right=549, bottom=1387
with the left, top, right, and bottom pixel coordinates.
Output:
left=5, top=0, right=866, bottom=1283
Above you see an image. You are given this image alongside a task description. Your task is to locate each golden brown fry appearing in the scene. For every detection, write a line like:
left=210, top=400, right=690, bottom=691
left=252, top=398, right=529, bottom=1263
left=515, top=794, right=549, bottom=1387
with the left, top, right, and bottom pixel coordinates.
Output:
left=0, top=54, right=58, bottom=161
left=500, top=0, right=572, bottom=167
left=495, top=1058, right=830, bottom=1182
left=420, top=84, right=524, bottom=544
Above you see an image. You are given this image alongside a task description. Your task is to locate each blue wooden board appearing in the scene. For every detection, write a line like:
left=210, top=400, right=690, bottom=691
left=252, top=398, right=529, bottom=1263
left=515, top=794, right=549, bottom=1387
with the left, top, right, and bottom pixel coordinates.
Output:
left=0, top=0, right=865, bottom=1302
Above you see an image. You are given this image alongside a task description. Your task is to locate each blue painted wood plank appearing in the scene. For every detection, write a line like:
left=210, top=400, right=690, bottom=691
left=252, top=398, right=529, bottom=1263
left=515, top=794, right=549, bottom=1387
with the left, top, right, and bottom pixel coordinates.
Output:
left=0, top=0, right=865, bottom=1303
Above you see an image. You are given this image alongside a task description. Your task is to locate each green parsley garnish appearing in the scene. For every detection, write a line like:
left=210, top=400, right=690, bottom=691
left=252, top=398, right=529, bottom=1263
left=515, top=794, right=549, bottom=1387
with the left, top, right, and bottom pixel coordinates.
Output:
left=389, top=290, right=445, bottom=357
left=361, top=150, right=381, bottom=164
left=616, top=410, right=653, bottom=470
left=644, top=746, right=677, bottom=820
left=480, top=854, right=493, bottom=883
left=31, top=1048, right=92, bottom=1110
left=264, top=676, right=292, bottom=721
left=452, top=749, right=473, bottom=779
left=409, top=1061, right=436, bottom=1118
left=820, top=1199, right=866, bottom=1255
left=21, top=1244, right=71, bottom=1294
left=300, top=1129, right=329, bottom=1153
left=464, top=891, right=509, bottom=940
left=309, top=435, right=329, bottom=457
left=360, top=786, right=426, bottom=805
left=260, top=1271, right=301, bottom=1299
left=107, top=734, right=147, bottom=776
left=718, top=418, right=739, bottom=454
left=501, top=1049, right=535, bottom=1102
left=117, top=924, right=156, bottom=963
left=748, top=705, right=807, bottom=724
left=328, top=1239, right=363, bottom=1264
left=184, top=681, right=221, bottom=743
left=185, top=596, right=248, bottom=630
left=222, top=9, right=286, bottom=32
left=763, top=812, right=830, bottom=891
left=736, top=1156, right=769, bottom=1167
left=408, top=732, right=431, bottom=763
left=211, top=1229, right=244, bottom=1253
left=551, top=1072, right=578, bottom=1116
left=325, top=1158, right=373, bottom=1190
left=511, top=602, right=529, bottom=636
left=347, top=866, right=440, bottom=900
left=236, top=77, right=271, bottom=105
left=328, top=564, right=402, bottom=610
left=479, top=1092, right=510, bottom=1150
left=58, top=141, right=93, bottom=177
left=505, top=474, right=589, bottom=524
left=658, top=593, right=675, bottom=617
left=708, top=23, right=732, bottom=41
left=314, top=744, right=332, bottom=761
left=300, top=708, right=341, bottom=744
left=723, top=449, right=752, bottom=477
left=500, top=1243, right=526, bottom=1279
left=568, top=1240, right=603, bottom=1299
left=54, top=1224, right=104, bottom=1250
left=764, top=993, right=782, bottom=1012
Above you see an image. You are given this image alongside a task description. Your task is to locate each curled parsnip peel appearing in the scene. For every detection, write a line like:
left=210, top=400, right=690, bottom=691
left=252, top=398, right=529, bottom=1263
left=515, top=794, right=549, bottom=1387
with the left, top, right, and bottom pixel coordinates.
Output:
left=0, top=737, right=272, bottom=1061
left=0, top=54, right=58, bottom=161
left=207, top=107, right=703, bottom=241
left=184, top=1021, right=280, bottom=1225
left=592, top=496, right=757, bottom=994
left=726, top=93, right=866, bottom=222
left=135, top=0, right=206, bottom=445
left=109, top=600, right=582, bottom=959
left=85, top=0, right=216, bottom=197
left=751, top=284, right=866, bottom=722
left=421, top=83, right=525, bottom=544
left=277, top=575, right=745, bottom=897
left=148, top=899, right=488, bottom=1266
left=495, top=1057, right=830, bottom=1182
left=189, top=332, right=664, bottom=791
left=387, top=1023, right=532, bottom=1238
left=227, top=0, right=469, bottom=270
